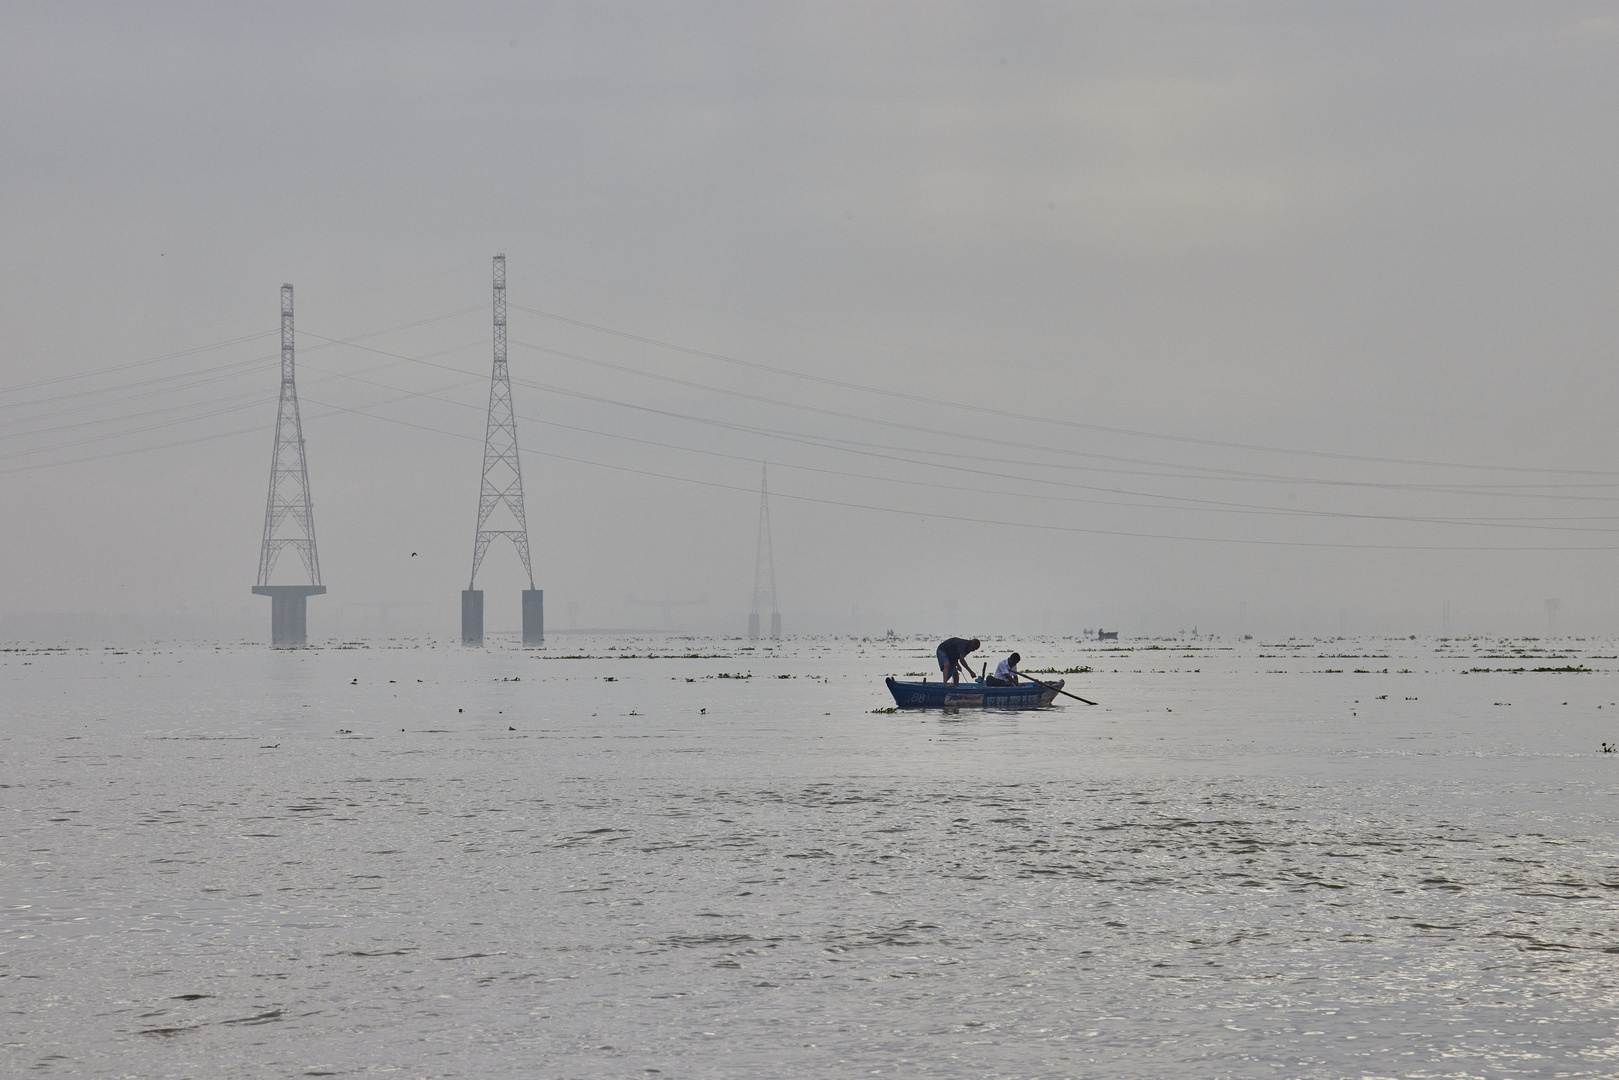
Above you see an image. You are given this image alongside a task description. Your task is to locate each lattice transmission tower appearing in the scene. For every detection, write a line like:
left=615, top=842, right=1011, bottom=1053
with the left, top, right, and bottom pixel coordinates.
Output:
left=462, top=254, right=542, bottom=646
left=252, top=283, right=325, bottom=646
left=749, top=465, right=781, bottom=639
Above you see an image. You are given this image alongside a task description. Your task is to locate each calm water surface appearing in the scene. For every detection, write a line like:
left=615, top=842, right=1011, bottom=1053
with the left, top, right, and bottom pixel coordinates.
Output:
left=3, top=635, right=1617, bottom=1078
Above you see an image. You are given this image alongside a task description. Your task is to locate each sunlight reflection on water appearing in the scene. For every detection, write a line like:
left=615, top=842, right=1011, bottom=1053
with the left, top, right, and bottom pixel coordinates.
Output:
left=4, top=635, right=1618, bottom=1077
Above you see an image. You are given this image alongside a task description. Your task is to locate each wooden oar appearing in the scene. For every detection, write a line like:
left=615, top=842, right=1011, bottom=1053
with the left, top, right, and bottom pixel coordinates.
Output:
left=1016, top=671, right=1096, bottom=705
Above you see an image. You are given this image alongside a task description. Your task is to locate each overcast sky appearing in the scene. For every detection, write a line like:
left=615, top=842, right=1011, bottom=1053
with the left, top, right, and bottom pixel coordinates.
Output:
left=3, top=2, right=1618, bottom=640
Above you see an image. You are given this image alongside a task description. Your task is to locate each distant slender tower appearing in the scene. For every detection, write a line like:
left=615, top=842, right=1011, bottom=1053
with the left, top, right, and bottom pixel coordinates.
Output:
left=748, top=465, right=781, bottom=639
left=252, top=284, right=325, bottom=646
left=464, top=254, right=542, bottom=646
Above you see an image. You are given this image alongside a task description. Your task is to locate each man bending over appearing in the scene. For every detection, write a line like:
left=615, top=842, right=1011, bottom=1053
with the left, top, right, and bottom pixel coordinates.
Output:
left=936, top=637, right=981, bottom=684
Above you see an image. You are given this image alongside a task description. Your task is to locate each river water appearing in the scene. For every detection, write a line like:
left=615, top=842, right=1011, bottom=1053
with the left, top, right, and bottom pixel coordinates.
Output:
left=3, top=634, right=1617, bottom=1078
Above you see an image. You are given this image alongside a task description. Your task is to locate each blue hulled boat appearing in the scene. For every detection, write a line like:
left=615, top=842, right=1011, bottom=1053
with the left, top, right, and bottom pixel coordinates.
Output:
left=884, top=675, right=1063, bottom=710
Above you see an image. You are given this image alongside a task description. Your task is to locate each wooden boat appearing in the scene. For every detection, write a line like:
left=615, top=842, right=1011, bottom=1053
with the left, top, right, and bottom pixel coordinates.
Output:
left=884, top=675, right=1063, bottom=710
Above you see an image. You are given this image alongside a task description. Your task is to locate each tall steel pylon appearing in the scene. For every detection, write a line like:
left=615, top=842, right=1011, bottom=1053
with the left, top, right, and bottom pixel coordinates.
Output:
left=749, top=465, right=781, bottom=639
left=469, top=254, right=534, bottom=590
left=252, top=283, right=325, bottom=646
left=256, top=284, right=321, bottom=587
left=463, top=254, right=542, bottom=647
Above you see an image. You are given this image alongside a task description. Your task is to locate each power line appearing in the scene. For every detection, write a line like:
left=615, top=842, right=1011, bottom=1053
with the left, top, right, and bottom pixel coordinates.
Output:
left=294, top=326, right=1619, bottom=500
left=9, top=340, right=1609, bottom=551
left=293, top=393, right=1619, bottom=553
left=8, top=299, right=1616, bottom=554
left=505, top=340, right=1619, bottom=501
left=0, top=329, right=278, bottom=398
left=291, top=329, right=1619, bottom=513
left=0, top=304, right=485, bottom=412
left=300, top=362, right=1619, bottom=534
left=510, top=301, right=1619, bottom=478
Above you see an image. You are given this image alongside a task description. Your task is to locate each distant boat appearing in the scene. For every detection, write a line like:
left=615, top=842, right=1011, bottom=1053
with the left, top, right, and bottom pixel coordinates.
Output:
left=884, top=675, right=1063, bottom=710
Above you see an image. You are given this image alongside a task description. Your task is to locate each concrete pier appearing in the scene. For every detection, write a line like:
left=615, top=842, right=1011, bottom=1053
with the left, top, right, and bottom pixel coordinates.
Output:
left=252, top=585, right=326, bottom=647
left=748, top=613, right=760, bottom=640
left=770, top=611, right=782, bottom=639
left=522, top=589, right=544, bottom=646
left=462, top=589, right=483, bottom=646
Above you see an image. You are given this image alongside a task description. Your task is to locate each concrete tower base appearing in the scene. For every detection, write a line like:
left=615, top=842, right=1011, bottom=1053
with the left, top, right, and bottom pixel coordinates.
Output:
left=770, top=611, right=782, bottom=639
left=522, top=589, right=544, bottom=646
left=252, top=585, right=326, bottom=647
left=462, top=589, right=483, bottom=646
left=748, top=612, right=760, bottom=640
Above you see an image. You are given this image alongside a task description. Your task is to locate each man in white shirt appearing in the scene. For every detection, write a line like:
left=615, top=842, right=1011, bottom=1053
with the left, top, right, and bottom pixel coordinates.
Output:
left=988, top=652, right=1021, bottom=686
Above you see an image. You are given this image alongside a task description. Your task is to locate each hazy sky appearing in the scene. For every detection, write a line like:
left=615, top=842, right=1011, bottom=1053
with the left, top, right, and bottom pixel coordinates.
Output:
left=3, top=2, right=1618, bottom=639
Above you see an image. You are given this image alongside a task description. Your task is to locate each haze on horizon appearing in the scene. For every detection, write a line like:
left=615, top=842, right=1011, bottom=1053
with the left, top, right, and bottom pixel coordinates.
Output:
left=2, top=2, right=1617, bottom=642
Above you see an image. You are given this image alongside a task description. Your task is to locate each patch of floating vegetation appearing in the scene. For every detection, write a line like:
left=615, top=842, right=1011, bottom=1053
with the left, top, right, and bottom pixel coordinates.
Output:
left=1465, top=665, right=1593, bottom=674
left=536, top=653, right=734, bottom=660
